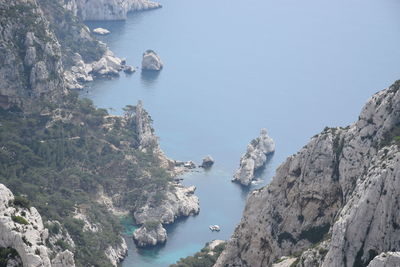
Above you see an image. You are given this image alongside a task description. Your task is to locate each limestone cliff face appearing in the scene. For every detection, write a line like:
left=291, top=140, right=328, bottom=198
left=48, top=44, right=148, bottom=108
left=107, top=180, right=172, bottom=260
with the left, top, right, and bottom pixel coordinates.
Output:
left=64, top=0, right=162, bottom=21
left=215, top=81, right=400, bottom=267
left=0, top=0, right=66, bottom=109
left=0, top=184, right=75, bottom=267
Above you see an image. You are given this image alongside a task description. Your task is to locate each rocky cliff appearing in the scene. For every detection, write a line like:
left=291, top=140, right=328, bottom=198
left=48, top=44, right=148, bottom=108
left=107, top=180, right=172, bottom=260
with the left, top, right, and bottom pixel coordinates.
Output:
left=0, top=0, right=66, bottom=109
left=215, top=81, right=400, bottom=267
left=0, top=184, right=75, bottom=267
left=64, top=0, right=162, bottom=21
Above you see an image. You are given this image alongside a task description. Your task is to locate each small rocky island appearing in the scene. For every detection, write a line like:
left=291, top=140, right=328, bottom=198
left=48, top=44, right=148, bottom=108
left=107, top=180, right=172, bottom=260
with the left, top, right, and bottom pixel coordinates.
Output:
left=141, top=50, right=163, bottom=71
left=232, top=129, right=275, bottom=186
left=201, top=155, right=214, bottom=168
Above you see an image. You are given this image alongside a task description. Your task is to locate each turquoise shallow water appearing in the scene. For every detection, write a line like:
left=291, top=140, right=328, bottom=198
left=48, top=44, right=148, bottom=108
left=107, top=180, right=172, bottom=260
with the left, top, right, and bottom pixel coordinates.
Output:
left=82, top=0, right=400, bottom=266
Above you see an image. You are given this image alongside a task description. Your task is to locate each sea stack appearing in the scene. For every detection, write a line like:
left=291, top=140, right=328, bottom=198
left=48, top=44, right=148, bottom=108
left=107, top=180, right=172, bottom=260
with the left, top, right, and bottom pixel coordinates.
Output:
left=201, top=155, right=215, bottom=168
left=232, top=129, right=275, bottom=186
left=141, top=50, right=163, bottom=71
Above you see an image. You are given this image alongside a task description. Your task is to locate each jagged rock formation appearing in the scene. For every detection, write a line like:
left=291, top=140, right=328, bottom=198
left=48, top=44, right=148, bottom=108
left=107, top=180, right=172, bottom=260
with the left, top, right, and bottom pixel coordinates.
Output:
left=232, top=129, right=275, bottom=186
left=133, top=222, right=167, bottom=247
left=215, top=82, right=400, bottom=267
left=63, top=0, right=162, bottom=21
left=0, top=0, right=134, bottom=107
left=0, top=0, right=66, bottom=109
left=0, top=184, right=75, bottom=267
left=141, top=50, right=163, bottom=71
left=105, top=238, right=128, bottom=266
left=133, top=184, right=199, bottom=225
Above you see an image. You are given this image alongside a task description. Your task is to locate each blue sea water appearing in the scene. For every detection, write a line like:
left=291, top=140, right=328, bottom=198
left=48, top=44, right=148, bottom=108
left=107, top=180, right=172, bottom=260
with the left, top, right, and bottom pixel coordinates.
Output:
left=82, top=0, right=400, bottom=265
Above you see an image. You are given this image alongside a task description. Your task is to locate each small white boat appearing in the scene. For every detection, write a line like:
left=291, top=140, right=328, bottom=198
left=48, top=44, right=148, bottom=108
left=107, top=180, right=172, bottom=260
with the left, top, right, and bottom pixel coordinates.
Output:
left=209, top=225, right=221, bottom=231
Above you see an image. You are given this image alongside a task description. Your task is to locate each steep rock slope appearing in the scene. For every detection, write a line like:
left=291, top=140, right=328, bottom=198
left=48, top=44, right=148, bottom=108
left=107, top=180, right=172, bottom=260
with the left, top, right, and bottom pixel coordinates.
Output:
left=0, top=184, right=75, bottom=267
left=64, top=0, right=162, bottom=21
left=215, top=81, right=400, bottom=267
left=0, top=0, right=66, bottom=109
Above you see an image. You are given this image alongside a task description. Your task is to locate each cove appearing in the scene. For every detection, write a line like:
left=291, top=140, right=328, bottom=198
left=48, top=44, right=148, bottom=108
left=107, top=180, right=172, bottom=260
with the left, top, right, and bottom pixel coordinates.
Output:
left=82, top=0, right=400, bottom=266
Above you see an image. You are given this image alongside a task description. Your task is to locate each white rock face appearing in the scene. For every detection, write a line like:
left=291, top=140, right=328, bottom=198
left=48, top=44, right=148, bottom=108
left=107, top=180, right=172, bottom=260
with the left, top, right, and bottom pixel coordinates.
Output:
left=272, top=257, right=298, bottom=267
left=134, top=184, right=199, bottom=225
left=0, top=184, right=75, bottom=267
left=64, top=0, right=162, bottom=21
left=141, top=50, right=163, bottom=71
left=92, top=28, right=110, bottom=35
left=232, top=128, right=275, bottom=186
left=64, top=50, right=135, bottom=89
left=367, top=252, right=400, bottom=267
left=215, top=82, right=400, bottom=267
left=105, top=238, right=128, bottom=266
left=133, top=223, right=167, bottom=247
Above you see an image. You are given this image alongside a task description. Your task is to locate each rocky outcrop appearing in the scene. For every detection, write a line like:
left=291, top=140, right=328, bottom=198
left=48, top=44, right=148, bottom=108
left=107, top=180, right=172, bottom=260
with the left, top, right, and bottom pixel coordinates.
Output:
left=105, top=238, right=128, bottom=266
left=134, top=184, right=199, bottom=225
left=141, top=50, right=163, bottom=71
left=64, top=49, right=135, bottom=89
left=133, top=222, right=167, bottom=247
left=51, top=251, right=75, bottom=267
left=215, top=82, right=400, bottom=267
left=63, top=0, right=162, bottom=21
left=201, top=156, right=215, bottom=168
left=367, top=252, right=400, bottom=267
left=232, top=129, right=275, bottom=186
left=0, top=0, right=66, bottom=109
left=0, top=184, right=75, bottom=267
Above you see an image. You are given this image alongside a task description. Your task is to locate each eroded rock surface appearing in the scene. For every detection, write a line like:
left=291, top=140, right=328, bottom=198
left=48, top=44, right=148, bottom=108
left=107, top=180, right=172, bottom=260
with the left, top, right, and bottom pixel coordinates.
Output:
left=216, top=82, right=400, bottom=267
left=0, top=184, right=75, bottom=267
left=64, top=0, right=162, bottom=21
left=232, top=128, right=275, bottom=186
left=141, top=50, right=163, bottom=71
left=133, top=222, right=167, bottom=247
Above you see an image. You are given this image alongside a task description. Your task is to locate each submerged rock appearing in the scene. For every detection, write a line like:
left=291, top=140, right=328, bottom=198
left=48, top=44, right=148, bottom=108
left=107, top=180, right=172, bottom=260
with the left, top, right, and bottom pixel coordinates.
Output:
left=92, top=28, right=110, bottom=35
left=141, top=50, right=163, bottom=71
left=232, top=129, right=275, bottom=186
left=201, top=155, right=214, bottom=168
left=133, top=222, right=167, bottom=247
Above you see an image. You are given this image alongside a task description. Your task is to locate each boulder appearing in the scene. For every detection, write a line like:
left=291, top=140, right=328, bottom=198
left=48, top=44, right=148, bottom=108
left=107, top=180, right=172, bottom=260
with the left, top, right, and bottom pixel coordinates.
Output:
left=201, top=155, right=214, bottom=168
left=141, top=50, right=163, bottom=71
left=133, top=222, right=167, bottom=247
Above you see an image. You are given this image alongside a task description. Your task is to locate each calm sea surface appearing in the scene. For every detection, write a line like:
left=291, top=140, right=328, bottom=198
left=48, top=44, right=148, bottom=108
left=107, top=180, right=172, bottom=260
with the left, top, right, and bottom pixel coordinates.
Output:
left=83, top=0, right=400, bottom=265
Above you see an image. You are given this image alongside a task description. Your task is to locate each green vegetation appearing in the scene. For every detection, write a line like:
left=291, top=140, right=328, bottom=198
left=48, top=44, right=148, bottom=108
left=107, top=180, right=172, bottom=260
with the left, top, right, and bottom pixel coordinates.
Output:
left=11, top=216, right=29, bottom=225
left=37, top=0, right=106, bottom=66
left=170, top=242, right=226, bottom=267
left=0, top=247, right=21, bottom=267
left=13, top=196, right=30, bottom=209
left=0, top=92, right=173, bottom=266
left=144, top=220, right=160, bottom=230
